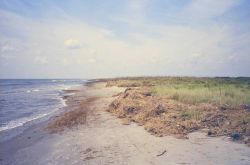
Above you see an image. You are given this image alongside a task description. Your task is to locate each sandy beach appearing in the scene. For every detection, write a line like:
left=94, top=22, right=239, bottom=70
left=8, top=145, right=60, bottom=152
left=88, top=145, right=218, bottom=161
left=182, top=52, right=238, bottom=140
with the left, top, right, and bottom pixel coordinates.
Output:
left=1, top=82, right=250, bottom=165
left=2, top=1, right=250, bottom=164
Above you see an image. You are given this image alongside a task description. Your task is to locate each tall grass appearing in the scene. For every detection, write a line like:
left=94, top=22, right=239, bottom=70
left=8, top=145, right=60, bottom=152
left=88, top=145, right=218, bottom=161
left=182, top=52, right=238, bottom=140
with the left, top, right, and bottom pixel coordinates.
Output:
left=108, top=76, right=250, bottom=106
left=152, top=83, right=250, bottom=106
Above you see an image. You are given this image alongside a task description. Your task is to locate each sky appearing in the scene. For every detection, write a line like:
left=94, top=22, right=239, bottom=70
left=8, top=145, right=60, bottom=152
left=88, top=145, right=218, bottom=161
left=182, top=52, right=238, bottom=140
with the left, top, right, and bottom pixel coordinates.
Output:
left=0, top=0, right=250, bottom=78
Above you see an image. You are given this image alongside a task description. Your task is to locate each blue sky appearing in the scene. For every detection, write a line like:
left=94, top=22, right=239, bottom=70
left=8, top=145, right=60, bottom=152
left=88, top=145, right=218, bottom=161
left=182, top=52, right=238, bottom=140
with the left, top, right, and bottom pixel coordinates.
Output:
left=0, top=0, right=250, bottom=78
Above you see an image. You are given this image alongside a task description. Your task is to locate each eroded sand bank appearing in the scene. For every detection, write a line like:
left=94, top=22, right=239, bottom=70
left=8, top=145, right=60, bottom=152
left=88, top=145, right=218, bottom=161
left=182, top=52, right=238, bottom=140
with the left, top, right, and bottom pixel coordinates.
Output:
left=1, top=82, right=250, bottom=165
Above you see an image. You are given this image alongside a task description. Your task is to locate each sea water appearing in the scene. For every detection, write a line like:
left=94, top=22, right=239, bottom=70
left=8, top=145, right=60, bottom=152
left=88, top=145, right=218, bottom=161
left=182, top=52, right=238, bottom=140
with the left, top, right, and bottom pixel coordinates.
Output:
left=0, top=79, right=85, bottom=141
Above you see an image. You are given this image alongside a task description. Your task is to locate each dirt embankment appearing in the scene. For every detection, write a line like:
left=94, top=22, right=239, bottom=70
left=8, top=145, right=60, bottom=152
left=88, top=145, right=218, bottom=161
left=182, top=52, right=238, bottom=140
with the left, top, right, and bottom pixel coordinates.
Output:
left=106, top=85, right=250, bottom=146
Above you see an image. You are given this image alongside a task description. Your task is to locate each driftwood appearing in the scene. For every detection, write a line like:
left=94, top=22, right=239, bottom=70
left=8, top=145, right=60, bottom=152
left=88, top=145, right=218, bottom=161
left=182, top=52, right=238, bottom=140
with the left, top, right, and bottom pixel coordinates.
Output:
left=156, top=150, right=167, bottom=156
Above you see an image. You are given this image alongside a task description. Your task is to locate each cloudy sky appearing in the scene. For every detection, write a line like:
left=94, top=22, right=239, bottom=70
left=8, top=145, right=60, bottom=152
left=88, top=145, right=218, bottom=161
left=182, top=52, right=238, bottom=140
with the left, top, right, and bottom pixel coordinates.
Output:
left=0, top=0, right=250, bottom=78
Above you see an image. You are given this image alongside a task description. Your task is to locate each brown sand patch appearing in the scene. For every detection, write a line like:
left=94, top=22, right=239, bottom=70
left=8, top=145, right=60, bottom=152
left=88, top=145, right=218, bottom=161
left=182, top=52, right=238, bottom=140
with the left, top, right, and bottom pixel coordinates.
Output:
left=62, top=89, right=80, bottom=93
left=46, top=97, right=99, bottom=133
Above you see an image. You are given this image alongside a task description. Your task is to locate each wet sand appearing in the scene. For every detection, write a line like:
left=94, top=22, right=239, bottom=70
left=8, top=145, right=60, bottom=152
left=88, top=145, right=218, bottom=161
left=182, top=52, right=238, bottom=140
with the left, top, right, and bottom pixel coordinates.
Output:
left=1, top=82, right=250, bottom=165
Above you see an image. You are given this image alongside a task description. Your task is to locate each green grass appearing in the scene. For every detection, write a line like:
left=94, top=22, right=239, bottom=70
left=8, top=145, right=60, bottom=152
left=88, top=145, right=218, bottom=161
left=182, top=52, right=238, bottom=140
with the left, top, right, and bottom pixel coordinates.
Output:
left=107, top=77, right=250, bottom=106
left=151, top=78, right=250, bottom=106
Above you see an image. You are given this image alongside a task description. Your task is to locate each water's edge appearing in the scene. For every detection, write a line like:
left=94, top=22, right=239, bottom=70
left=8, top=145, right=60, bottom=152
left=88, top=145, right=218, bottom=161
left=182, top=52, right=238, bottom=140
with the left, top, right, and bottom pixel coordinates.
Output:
left=0, top=79, right=88, bottom=143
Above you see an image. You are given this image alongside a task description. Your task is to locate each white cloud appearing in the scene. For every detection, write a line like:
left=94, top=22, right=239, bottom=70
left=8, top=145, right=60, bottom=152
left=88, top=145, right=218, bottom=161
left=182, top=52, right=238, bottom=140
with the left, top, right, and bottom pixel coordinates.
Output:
left=0, top=4, right=249, bottom=78
left=34, top=56, right=48, bottom=65
left=60, top=58, right=69, bottom=66
left=125, top=0, right=149, bottom=22
left=64, top=39, right=81, bottom=49
left=184, top=0, right=241, bottom=19
left=87, top=58, right=96, bottom=63
left=1, top=44, right=15, bottom=52
left=128, top=0, right=148, bottom=12
left=0, top=54, right=16, bottom=59
left=0, top=42, right=18, bottom=59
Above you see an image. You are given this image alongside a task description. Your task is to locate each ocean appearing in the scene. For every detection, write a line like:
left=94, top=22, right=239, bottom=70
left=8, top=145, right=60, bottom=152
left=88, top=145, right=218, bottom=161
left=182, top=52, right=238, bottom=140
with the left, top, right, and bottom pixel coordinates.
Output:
left=0, top=79, right=86, bottom=141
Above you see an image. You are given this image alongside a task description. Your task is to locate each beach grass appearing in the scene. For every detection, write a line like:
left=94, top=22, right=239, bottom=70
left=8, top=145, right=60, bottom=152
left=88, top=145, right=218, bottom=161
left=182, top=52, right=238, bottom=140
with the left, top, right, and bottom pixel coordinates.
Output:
left=107, top=77, right=250, bottom=106
left=106, top=77, right=250, bottom=144
left=151, top=78, right=250, bottom=106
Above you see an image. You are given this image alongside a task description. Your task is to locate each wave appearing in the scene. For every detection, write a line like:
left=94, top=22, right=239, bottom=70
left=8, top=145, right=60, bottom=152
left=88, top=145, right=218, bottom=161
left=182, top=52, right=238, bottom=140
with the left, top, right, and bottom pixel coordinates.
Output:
left=32, top=89, right=40, bottom=92
left=26, top=89, right=40, bottom=93
left=0, top=97, right=67, bottom=132
left=0, top=79, right=83, bottom=135
left=59, top=96, right=67, bottom=106
left=56, top=85, right=70, bottom=90
left=0, top=113, right=48, bottom=132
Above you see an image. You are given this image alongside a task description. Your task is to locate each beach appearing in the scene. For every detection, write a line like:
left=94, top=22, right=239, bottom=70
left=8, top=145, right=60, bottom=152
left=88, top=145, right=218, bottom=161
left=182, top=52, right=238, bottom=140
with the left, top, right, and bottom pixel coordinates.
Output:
left=0, top=81, right=249, bottom=165
left=1, top=1, right=250, bottom=164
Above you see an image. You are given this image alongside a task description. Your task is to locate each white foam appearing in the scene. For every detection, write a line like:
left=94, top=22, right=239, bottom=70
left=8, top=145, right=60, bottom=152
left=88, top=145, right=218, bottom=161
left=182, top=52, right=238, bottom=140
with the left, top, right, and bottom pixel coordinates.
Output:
left=0, top=97, right=67, bottom=132
left=0, top=113, right=47, bottom=132
left=59, top=97, right=67, bottom=106
left=26, top=89, right=40, bottom=93
left=32, top=89, right=40, bottom=92
left=0, top=81, right=84, bottom=133
left=56, top=85, right=70, bottom=90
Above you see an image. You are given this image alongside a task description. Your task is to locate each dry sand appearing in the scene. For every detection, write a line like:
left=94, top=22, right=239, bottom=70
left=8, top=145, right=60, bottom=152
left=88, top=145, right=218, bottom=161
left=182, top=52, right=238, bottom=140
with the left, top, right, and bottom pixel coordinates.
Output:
left=1, top=82, right=250, bottom=165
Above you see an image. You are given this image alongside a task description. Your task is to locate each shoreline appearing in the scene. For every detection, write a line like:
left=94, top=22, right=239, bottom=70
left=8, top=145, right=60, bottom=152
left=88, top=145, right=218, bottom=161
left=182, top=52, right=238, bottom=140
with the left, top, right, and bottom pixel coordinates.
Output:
left=0, top=81, right=89, bottom=161
left=0, top=80, right=87, bottom=142
left=1, top=81, right=250, bottom=165
left=0, top=79, right=95, bottom=135
left=0, top=81, right=122, bottom=164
